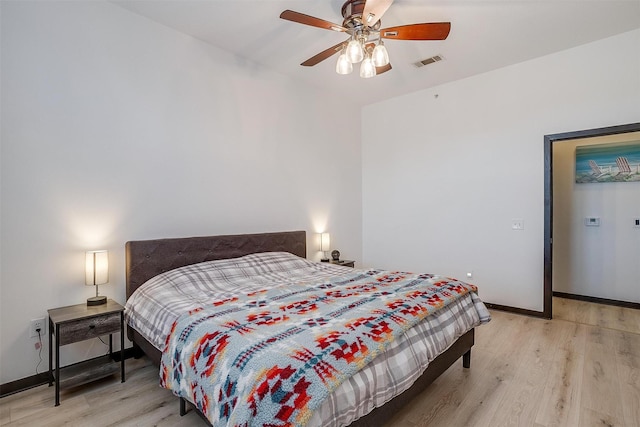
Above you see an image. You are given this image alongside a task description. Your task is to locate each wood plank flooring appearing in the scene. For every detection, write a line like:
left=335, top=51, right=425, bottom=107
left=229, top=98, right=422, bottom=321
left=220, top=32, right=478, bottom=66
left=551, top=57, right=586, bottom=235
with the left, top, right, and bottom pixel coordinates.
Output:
left=1, top=297, right=638, bottom=426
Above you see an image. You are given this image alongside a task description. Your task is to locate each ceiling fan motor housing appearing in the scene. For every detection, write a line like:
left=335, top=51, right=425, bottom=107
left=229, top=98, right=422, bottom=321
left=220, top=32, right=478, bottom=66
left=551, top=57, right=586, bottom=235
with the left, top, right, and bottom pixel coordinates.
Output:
left=341, top=0, right=381, bottom=33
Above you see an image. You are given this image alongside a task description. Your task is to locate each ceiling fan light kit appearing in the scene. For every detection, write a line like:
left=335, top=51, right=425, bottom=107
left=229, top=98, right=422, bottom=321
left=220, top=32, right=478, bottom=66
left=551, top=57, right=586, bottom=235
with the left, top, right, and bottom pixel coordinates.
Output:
left=336, top=50, right=353, bottom=74
left=347, top=37, right=365, bottom=63
left=360, top=56, right=377, bottom=78
left=372, top=41, right=389, bottom=67
left=280, top=0, right=451, bottom=79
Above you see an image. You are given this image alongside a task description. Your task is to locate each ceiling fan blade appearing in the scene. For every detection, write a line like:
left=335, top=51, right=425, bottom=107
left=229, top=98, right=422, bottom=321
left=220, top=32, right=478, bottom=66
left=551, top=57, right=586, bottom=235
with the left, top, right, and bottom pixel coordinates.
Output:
left=362, top=0, right=394, bottom=27
left=376, top=63, right=392, bottom=75
left=301, top=41, right=348, bottom=66
left=381, top=22, right=451, bottom=40
left=280, top=10, right=346, bottom=32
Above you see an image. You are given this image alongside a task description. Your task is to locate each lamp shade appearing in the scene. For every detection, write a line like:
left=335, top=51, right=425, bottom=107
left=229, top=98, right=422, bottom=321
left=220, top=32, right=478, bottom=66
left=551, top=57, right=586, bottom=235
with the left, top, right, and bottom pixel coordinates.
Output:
left=320, top=233, right=331, bottom=252
left=372, top=43, right=389, bottom=67
left=346, top=39, right=364, bottom=63
left=86, top=250, right=109, bottom=286
left=336, top=52, right=353, bottom=75
left=360, top=56, right=377, bottom=78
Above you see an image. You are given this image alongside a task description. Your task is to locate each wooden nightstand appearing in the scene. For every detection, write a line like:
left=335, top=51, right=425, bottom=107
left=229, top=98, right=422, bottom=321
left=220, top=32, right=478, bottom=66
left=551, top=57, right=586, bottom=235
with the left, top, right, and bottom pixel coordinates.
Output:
left=48, top=299, right=125, bottom=406
left=331, top=260, right=355, bottom=268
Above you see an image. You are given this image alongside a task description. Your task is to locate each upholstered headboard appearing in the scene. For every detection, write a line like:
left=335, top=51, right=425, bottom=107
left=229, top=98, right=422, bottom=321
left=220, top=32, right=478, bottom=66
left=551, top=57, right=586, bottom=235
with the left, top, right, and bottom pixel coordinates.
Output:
left=125, top=230, right=307, bottom=301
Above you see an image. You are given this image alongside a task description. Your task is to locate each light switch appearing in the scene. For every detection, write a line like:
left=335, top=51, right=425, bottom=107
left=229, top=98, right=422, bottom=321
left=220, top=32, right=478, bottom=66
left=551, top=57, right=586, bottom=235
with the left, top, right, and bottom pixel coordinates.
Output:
left=634, top=218, right=640, bottom=228
left=511, top=219, right=524, bottom=230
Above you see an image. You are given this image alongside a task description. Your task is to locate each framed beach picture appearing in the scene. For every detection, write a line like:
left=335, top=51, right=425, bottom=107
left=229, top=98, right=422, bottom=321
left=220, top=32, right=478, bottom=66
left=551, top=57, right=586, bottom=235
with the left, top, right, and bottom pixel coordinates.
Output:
left=575, top=138, right=640, bottom=183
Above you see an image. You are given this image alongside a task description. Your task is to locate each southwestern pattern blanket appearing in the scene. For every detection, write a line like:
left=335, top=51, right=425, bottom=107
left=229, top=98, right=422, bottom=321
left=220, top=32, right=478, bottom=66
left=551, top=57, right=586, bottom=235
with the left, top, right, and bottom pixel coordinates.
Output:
left=160, top=268, right=481, bottom=427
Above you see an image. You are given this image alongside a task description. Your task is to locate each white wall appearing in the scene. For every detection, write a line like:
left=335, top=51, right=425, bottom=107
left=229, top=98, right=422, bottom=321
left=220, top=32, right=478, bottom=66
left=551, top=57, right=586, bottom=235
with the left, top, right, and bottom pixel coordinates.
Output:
left=553, top=132, right=640, bottom=303
left=0, top=1, right=362, bottom=384
left=362, top=30, right=640, bottom=312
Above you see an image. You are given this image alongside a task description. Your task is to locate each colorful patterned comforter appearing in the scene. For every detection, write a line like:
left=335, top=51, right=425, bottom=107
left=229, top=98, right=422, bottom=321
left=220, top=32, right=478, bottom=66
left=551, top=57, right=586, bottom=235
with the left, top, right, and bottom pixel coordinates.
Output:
left=159, top=258, right=485, bottom=427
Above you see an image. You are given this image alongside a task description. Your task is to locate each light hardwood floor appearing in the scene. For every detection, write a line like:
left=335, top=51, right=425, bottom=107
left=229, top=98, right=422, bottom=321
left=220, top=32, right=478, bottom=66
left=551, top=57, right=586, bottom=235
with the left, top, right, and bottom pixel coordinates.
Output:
left=1, top=298, right=638, bottom=426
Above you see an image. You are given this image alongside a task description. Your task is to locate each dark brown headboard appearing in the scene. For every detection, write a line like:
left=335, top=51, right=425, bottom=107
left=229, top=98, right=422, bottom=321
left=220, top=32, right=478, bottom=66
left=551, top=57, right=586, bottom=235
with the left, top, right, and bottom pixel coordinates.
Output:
left=125, top=230, right=306, bottom=301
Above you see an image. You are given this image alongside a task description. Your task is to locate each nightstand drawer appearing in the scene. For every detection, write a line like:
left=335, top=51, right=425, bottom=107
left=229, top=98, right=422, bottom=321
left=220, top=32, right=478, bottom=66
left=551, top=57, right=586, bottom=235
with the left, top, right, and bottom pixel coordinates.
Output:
left=58, top=312, right=121, bottom=345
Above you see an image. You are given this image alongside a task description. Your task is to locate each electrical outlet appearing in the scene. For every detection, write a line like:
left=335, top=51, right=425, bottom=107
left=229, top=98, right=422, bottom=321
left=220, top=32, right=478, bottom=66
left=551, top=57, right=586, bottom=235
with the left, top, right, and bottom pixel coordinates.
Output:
left=30, top=317, right=46, bottom=338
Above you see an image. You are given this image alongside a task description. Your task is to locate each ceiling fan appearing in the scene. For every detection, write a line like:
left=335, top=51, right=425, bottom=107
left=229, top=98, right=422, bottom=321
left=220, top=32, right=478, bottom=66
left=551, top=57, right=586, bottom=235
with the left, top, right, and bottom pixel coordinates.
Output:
left=280, top=0, right=451, bottom=78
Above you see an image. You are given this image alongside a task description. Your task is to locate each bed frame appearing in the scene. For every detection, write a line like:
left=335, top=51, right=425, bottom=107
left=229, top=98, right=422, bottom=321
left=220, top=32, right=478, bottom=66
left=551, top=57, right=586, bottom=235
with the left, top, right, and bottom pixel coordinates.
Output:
left=125, top=230, right=474, bottom=427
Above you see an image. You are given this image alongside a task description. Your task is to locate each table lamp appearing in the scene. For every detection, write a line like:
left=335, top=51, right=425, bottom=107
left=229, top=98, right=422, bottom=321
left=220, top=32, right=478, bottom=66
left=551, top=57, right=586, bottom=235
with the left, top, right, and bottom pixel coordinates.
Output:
left=86, top=250, right=108, bottom=306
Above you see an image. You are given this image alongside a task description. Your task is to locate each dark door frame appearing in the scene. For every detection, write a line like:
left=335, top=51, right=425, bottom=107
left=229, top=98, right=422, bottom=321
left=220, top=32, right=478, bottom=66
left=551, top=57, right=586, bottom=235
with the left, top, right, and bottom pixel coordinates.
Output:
left=543, top=122, right=640, bottom=318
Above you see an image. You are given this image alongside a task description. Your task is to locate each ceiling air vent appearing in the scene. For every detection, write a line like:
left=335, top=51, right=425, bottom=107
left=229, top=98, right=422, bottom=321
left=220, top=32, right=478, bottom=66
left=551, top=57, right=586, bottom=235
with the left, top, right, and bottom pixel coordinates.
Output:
left=414, top=55, right=443, bottom=68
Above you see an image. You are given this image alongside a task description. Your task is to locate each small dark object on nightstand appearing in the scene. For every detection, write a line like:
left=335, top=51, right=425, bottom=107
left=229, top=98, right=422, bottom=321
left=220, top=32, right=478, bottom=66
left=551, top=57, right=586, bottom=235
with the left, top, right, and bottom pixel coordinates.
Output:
left=87, top=295, right=107, bottom=306
left=331, top=250, right=340, bottom=261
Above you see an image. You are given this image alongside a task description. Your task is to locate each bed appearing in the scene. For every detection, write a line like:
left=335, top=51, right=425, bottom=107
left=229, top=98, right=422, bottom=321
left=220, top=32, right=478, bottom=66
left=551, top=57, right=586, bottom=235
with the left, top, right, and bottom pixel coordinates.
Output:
left=125, top=230, right=490, bottom=426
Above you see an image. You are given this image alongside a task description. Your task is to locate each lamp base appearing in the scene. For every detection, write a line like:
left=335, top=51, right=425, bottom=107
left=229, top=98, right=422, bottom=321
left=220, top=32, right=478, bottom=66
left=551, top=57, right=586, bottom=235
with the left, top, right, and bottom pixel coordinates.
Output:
left=87, top=295, right=107, bottom=306
left=321, top=258, right=330, bottom=263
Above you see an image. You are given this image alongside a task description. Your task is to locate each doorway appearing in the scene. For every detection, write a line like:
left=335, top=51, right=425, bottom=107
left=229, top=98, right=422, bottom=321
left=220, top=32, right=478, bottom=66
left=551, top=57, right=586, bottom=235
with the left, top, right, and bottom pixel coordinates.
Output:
left=543, top=122, right=640, bottom=318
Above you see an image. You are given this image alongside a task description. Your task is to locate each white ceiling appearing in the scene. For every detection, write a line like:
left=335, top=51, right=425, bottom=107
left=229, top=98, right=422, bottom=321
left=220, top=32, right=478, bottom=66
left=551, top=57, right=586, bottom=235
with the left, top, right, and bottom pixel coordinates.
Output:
left=112, top=0, right=640, bottom=107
